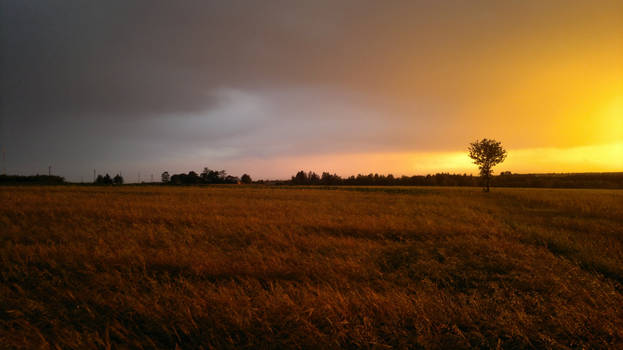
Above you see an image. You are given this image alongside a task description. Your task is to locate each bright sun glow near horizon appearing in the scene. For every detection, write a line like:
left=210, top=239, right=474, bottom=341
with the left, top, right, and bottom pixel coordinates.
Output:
left=210, top=142, right=623, bottom=180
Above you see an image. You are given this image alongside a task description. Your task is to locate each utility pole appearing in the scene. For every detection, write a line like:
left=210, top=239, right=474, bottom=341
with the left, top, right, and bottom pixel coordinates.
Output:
left=138, top=172, right=141, bottom=183
left=48, top=165, right=52, bottom=176
left=93, top=169, right=96, bottom=182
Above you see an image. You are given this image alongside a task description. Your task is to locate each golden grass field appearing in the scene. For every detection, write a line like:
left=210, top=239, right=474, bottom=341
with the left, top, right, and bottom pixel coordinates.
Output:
left=1, top=185, right=623, bottom=349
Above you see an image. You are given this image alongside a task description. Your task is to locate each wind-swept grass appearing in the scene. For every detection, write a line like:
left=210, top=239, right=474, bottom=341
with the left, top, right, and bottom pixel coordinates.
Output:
left=1, top=185, right=622, bottom=348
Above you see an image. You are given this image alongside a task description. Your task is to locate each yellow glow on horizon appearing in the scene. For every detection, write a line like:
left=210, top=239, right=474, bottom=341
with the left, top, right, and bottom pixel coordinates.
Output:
left=399, top=142, right=623, bottom=175
left=600, top=96, right=623, bottom=143
left=228, top=142, right=622, bottom=179
left=409, top=143, right=623, bottom=175
left=504, top=142, right=623, bottom=174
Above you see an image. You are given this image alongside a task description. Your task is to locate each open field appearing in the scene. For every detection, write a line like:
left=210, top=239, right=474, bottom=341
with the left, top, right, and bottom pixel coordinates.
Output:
left=1, top=185, right=623, bottom=349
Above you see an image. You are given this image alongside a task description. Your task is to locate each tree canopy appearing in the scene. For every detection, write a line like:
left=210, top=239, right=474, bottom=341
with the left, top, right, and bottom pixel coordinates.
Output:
left=468, top=138, right=507, bottom=192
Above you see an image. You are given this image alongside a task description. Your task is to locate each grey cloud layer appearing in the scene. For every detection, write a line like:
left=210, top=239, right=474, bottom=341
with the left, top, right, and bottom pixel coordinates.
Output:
left=2, top=0, right=554, bottom=120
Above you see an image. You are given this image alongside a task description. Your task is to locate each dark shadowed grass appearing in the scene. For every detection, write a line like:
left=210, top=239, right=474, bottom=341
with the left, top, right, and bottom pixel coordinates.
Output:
left=1, top=185, right=622, bottom=348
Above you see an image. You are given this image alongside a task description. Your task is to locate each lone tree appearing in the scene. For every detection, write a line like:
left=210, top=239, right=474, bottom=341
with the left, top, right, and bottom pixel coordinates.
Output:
left=468, top=138, right=507, bottom=192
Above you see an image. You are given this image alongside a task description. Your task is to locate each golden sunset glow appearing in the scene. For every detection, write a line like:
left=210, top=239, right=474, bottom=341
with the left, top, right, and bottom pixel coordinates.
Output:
left=226, top=142, right=622, bottom=179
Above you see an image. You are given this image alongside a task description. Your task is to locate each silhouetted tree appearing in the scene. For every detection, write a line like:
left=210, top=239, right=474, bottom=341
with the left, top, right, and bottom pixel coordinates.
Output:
left=292, top=171, right=308, bottom=185
left=94, top=174, right=113, bottom=185
left=94, top=173, right=114, bottom=185
left=200, top=167, right=212, bottom=182
left=241, top=174, right=252, bottom=184
left=167, top=168, right=232, bottom=185
left=187, top=171, right=200, bottom=184
left=468, top=138, right=507, bottom=192
left=161, top=171, right=170, bottom=183
left=104, top=174, right=113, bottom=184
left=169, top=174, right=181, bottom=184
left=321, top=172, right=342, bottom=185
left=113, top=174, right=124, bottom=185
left=224, top=175, right=240, bottom=184
left=308, top=171, right=320, bottom=184
left=200, top=168, right=228, bottom=183
left=216, top=170, right=227, bottom=181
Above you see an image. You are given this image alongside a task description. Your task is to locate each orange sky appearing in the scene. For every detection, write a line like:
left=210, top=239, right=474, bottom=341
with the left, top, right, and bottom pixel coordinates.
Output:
left=274, top=1, right=623, bottom=177
left=222, top=12, right=623, bottom=178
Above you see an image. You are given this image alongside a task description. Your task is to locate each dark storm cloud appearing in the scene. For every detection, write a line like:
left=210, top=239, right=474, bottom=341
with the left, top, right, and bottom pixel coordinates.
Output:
left=1, top=0, right=516, bottom=120
left=2, top=1, right=249, bottom=119
left=3, top=1, right=377, bottom=118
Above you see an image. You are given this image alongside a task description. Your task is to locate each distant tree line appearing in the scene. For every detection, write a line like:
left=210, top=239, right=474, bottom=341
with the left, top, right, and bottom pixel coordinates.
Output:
left=0, top=174, right=66, bottom=185
left=94, top=173, right=124, bottom=185
left=288, top=170, right=623, bottom=189
left=2, top=169, right=622, bottom=189
left=162, top=168, right=252, bottom=185
left=290, top=171, right=479, bottom=186
left=491, top=172, right=623, bottom=189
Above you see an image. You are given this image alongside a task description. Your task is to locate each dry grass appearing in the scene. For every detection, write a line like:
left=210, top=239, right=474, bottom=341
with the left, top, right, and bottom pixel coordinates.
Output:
left=1, top=185, right=623, bottom=349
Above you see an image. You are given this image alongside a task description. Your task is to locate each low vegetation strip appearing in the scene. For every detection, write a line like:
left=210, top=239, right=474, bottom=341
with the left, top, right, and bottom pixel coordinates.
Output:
left=1, top=186, right=622, bottom=348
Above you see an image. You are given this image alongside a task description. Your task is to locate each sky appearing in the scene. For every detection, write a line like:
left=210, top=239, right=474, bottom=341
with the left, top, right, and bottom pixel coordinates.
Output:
left=1, top=0, right=622, bottom=182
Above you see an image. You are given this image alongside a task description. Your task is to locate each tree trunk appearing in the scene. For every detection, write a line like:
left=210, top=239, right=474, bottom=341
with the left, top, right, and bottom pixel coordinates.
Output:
left=483, top=174, right=490, bottom=192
